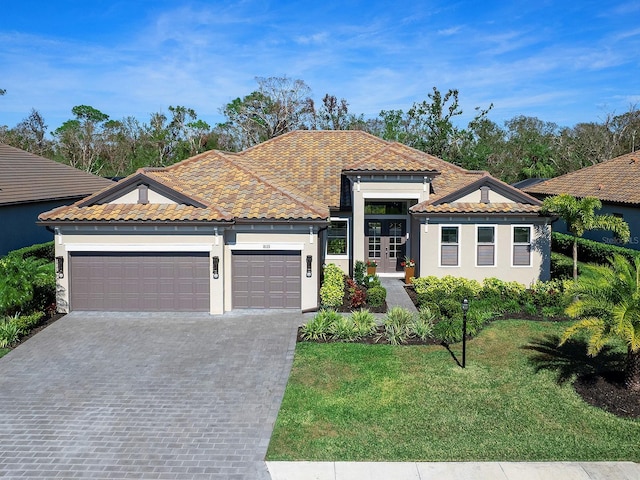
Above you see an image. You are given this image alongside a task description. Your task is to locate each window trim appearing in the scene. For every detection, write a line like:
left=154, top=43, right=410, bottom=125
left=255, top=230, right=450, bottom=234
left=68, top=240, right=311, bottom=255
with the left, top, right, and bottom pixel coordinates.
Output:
left=476, top=224, right=497, bottom=267
left=326, top=217, right=349, bottom=259
left=511, top=224, right=533, bottom=267
left=439, top=224, right=461, bottom=267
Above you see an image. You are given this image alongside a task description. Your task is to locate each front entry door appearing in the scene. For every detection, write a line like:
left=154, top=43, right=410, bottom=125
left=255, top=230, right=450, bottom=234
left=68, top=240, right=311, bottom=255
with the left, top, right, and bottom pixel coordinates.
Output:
left=365, top=220, right=407, bottom=273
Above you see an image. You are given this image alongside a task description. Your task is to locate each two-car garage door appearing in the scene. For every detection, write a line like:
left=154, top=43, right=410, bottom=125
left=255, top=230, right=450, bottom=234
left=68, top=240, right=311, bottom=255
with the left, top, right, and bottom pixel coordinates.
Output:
left=69, top=250, right=302, bottom=311
left=70, top=252, right=210, bottom=312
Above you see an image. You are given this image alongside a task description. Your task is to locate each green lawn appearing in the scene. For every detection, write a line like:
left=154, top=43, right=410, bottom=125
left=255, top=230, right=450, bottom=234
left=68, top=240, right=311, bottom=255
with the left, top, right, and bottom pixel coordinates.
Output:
left=0, top=348, right=9, bottom=358
left=267, top=320, right=640, bottom=461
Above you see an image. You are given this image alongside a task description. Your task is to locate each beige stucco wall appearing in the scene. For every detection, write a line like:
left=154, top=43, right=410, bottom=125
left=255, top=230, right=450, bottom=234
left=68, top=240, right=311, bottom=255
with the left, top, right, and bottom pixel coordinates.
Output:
left=352, top=178, right=430, bottom=264
left=107, top=189, right=178, bottom=204
left=53, top=226, right=320, bottom=314
left=418, top=220, right=551, bottom=286
left=223, top=230, right=319, bottom=312
left=455, top=189, right=515, bottom=204
left=53, top=229, right=223, bottom=314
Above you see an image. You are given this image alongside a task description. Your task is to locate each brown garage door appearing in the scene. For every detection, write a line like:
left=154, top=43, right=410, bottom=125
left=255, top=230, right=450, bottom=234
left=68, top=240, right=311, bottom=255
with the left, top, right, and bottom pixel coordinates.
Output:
left=70, top=252, right=210, bottom=312
left=232, top=251, right=301, bottom=309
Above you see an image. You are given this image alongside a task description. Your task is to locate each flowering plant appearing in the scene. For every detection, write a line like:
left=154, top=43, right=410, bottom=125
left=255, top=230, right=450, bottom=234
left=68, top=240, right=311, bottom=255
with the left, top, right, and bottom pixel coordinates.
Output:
left=365, top=259, right=378, bottom=268
left=401, top=256, right=415, bottom=268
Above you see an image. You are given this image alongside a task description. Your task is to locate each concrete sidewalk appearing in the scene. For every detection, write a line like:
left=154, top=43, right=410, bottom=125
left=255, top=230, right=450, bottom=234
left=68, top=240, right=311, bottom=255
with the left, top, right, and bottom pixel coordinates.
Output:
left=267, top=461, right=640, bottom=479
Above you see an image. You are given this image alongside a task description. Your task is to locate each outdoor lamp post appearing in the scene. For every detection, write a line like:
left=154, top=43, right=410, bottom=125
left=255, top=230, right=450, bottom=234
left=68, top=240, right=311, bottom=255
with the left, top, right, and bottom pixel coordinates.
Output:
left=461, top=298, right=469, bottom=368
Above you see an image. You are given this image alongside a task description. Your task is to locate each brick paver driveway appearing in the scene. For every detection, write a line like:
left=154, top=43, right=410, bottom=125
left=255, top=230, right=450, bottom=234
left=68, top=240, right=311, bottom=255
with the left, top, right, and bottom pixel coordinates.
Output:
left=0, top=311, right=300, bottom=479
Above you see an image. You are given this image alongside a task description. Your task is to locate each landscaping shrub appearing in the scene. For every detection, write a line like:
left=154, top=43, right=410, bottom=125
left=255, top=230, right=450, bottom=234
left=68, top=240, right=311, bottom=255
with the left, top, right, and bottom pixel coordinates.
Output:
left=8, top=241, right=55, bottom=261
left=413, top=275, right=481, bottom=305
left=353, top=260, right=366, bottom=286
left=319, top=264, right=345, bottom=308
left=380, top=306, right=414, bottom=345
left=329, top=315, right=360, bottom=341
left=480, top=277, right=525, bottom=303
left=438, top=298, right=463, bottom=319
left=301, top=309, right=341, bottom=341
left=550, top=252, right=575, bottom=279
left=552, top=232, right=639, bottom=266
left=363, top=274, right=382, bottom=289
left=410, top=306, right=436, bottom=341
left=433, top=316, right=463, bottom=343
left=0, top=255, right=54, bottom=316
left=11, top=311, right=45, bottom=333
left=0, top=319, right=21, bottom=348
left=351, top=309, right=376, bottom=338
left=346, top=278, right=367, bottom=309
left=366, top=286, right=386, bottom=307
left=523, top=279, right=572, bottom=310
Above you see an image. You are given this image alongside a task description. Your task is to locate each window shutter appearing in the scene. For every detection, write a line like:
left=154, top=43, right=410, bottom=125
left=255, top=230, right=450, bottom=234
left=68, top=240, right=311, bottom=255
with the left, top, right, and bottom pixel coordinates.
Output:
left=513, top=245, right=531, bottom=266
left=477, top=245, right=494, bottom=266
left=441, top=245, right=458, bottom=266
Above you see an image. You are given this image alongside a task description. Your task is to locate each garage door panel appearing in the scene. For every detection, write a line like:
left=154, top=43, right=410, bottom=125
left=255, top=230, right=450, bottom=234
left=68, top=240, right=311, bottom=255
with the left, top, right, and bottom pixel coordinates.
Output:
left=70, top=252, right=209, bottom=312
left=231, top=251, right=300, bottom=309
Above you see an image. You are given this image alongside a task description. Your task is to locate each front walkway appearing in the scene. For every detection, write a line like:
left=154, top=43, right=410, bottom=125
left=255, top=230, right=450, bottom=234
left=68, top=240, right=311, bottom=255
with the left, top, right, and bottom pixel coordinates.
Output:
left=267, top=461, right=640, bottom=479
left=379, top=276, right=417, bottom=312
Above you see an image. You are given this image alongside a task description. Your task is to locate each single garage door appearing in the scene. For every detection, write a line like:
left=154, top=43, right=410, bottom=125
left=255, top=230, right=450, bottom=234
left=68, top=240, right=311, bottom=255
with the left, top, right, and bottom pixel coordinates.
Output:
left=70, top=252, right=210, bottom=312
left=232, top=251, right=301, bottom=309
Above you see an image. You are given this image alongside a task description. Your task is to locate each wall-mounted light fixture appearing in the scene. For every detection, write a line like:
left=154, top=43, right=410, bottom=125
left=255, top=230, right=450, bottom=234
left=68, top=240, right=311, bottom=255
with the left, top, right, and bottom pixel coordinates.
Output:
left=56, top=256, right=64, bottom=279
left=306, top=255, right=313, bottom=277
left=212, top=256, right=220, bottom=279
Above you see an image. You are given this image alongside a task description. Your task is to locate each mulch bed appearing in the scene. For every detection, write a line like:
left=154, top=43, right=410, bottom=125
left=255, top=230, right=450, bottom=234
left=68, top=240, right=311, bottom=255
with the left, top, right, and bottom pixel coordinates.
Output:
left=574, top=372, right=640, bottom=419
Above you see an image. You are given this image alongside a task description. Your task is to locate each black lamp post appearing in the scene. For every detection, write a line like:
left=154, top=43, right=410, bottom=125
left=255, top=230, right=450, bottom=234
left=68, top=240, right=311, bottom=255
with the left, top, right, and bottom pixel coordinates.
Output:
left=461, top=298, right=469, bottom=368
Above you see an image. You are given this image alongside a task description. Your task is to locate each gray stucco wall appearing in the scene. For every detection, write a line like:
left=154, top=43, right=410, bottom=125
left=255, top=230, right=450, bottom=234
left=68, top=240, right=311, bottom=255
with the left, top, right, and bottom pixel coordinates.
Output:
left=0, top=200, right=71, bottom=256
left=551, top=202, right=640, bottom=250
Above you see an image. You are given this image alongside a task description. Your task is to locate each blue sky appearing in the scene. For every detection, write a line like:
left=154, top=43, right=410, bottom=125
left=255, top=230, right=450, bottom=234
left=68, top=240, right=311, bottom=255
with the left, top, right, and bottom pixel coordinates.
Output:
left=1, top=0, right=639, bottom=133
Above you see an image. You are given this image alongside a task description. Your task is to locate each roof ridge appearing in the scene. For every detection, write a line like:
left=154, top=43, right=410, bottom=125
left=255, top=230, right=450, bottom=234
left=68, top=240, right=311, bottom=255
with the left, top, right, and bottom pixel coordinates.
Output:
left=388, top=141, right=470, bottom=173
left=220, top=151, right=328, bottom=218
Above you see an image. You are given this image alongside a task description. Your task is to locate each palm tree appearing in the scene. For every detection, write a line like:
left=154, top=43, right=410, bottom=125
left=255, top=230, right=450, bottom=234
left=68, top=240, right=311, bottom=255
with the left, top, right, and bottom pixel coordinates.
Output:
left=560, top=254, right=640, bottom=391
left=541, top=194, right=630, bottom=280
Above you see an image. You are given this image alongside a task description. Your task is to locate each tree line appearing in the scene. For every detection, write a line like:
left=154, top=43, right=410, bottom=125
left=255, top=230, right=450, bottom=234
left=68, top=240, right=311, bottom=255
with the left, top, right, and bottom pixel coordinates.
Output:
left=1, top=76, right=638, bottom=182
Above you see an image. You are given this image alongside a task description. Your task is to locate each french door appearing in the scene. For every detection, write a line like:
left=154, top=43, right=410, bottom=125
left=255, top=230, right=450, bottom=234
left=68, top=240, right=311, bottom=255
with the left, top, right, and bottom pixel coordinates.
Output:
left=365, top=219, right=406, bottom=273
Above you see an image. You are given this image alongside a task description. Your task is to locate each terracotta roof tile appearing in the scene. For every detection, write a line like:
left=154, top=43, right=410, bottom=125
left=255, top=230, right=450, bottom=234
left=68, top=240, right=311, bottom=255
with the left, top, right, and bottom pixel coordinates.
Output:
left=523, top=151, right=640, bottom=204
left=417, top=202, right=541, bottom=214
left=39, top=130, right=542, bottom=223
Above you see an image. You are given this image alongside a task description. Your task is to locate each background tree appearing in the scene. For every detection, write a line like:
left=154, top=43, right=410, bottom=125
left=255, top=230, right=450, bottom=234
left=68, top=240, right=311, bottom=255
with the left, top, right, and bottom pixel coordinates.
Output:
left=220, top=76, right=314, bottom=148
left=372, top=87, right=492, bottom=163
left=53, top=105, right=109, bottom=173
left=314, top=94, right=364, bottom=130
left=541, top=194, right=630, bottom=280
left=561, top=254, right=640, bottom=391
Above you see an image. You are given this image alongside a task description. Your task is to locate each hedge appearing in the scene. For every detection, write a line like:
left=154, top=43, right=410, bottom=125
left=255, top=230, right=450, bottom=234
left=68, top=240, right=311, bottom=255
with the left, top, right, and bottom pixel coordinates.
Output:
left=6, top=241, right=55, bottom=261
left=551, top=232, right=639, bottom=266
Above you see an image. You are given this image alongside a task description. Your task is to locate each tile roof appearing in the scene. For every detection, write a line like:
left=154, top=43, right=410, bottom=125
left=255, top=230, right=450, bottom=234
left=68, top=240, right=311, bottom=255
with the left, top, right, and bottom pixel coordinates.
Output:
left=523, top=151, right=640, bottom=205
left=416, top=202, right=542, bottom=214
left=0, top=143, right=114, bottom=206
left=39, top=130, right=542, bottom=223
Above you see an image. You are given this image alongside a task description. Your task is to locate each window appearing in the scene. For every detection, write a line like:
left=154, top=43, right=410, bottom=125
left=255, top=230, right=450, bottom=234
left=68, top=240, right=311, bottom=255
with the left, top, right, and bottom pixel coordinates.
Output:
left=327, top=219, right=348, bottom=256
left=513, top=226, right=531, bottom=266
left=440, top=226, right=459, bottom=266
left=477, top=226, right=495, bottom=266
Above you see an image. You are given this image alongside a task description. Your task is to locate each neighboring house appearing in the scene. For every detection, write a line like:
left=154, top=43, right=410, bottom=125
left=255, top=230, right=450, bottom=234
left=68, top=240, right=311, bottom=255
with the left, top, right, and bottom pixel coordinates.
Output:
left=39, top=131, right=551, bottom=314
left=0, top=144, right=114, bottom=256
left=523, top=151, right=640, bottom=250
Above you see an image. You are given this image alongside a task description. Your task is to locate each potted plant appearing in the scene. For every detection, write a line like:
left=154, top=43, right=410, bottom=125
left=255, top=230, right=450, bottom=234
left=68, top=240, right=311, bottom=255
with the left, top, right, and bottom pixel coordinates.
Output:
left=365, top=259, right=378, bottom=275
left=401, top=256, right=415, bottom=284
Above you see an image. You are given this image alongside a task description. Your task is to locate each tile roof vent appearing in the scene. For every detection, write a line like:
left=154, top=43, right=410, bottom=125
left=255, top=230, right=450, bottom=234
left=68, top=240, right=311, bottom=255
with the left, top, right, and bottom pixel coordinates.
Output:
left=137, top=184, right=149, bottom=204
left=480, top=186, right=490, bottom=203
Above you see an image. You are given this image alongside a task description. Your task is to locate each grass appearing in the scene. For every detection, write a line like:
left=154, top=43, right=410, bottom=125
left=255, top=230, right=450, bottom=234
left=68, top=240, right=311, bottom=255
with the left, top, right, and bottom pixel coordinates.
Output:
left=0, top=348, right=9, bottom=358
left=267, top=319, right=640, bottom=461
